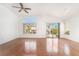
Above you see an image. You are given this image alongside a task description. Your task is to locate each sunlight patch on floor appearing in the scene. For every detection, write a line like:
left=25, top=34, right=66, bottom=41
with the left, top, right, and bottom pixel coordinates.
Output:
left=64, top=44, right=70, bottom=55
left=52, top=38, right=58, bottom=53
left=46, top=38, right=58, bottom=53
left=25, top=40, right=36, bottom=52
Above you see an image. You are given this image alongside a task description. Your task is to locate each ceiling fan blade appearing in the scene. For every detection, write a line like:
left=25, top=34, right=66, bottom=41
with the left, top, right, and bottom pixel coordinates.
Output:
left=12, top=6, right=21, bottom=8
left=19, top=3, right=23, bottom=8
left=24, top=9, right=29, bottom=13
left=25, top=8, right=31, bottom=10
left=18, top=9, right=22, bottom=12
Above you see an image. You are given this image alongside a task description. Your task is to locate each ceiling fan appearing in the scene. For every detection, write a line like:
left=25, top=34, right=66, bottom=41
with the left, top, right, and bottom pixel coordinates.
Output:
left=12, top=3, right=31, bottom=13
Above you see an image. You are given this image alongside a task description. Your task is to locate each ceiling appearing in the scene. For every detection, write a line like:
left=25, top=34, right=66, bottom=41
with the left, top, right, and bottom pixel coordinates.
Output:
left=0, top=3, right=79, bottom=20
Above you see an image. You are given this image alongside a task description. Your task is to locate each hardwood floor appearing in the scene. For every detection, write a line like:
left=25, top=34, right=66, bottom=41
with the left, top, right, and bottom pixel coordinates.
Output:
left=0, top=38, right=79, bottom=56
left=59, top=38, right=79, bottom=56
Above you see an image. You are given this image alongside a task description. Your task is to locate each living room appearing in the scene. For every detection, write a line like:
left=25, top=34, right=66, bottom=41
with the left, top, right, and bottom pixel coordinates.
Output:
left=0, top=3, right=79, bottom=56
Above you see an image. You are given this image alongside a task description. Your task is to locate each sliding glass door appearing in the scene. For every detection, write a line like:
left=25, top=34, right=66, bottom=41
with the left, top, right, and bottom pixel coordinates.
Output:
left=46, top=23, right=60, bottom=55
left=47, top=23, right=60, bottom=38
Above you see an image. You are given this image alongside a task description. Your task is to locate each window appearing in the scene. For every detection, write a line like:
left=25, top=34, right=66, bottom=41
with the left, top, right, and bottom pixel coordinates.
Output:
left=23, top=16, right=37, bottom=34
left=23, top=23, right=36, bottom=34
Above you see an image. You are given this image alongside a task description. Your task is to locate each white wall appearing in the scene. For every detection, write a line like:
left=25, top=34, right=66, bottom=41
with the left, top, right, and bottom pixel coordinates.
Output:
left=65, top=16, right=79, bottom=42
left=0, top=5, right=19, bottom=44
left=0, top=4, right=63, bottom=44
left=20, top=15, right=62, bottom=38
left=0, top=4, right=79, bottom=47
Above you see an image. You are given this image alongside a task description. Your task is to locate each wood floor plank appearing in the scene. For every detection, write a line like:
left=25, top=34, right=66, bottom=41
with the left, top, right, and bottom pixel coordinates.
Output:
left=0, top=38, right=79, bottom=56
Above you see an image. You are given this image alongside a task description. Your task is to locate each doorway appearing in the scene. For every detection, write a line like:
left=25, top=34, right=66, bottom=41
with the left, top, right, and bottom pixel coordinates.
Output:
left=46, top=23, right=60, bottom=55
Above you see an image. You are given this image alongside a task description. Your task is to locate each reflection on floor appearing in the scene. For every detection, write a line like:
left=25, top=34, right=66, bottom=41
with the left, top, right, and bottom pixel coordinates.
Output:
left=0, top=38, right=79, bottom=56
left=47, top=38, right=58, bottom=54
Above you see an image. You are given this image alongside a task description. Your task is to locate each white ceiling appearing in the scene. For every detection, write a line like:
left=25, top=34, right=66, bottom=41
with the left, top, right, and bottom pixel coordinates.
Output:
left=0, top=3, right=79, bottom=19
